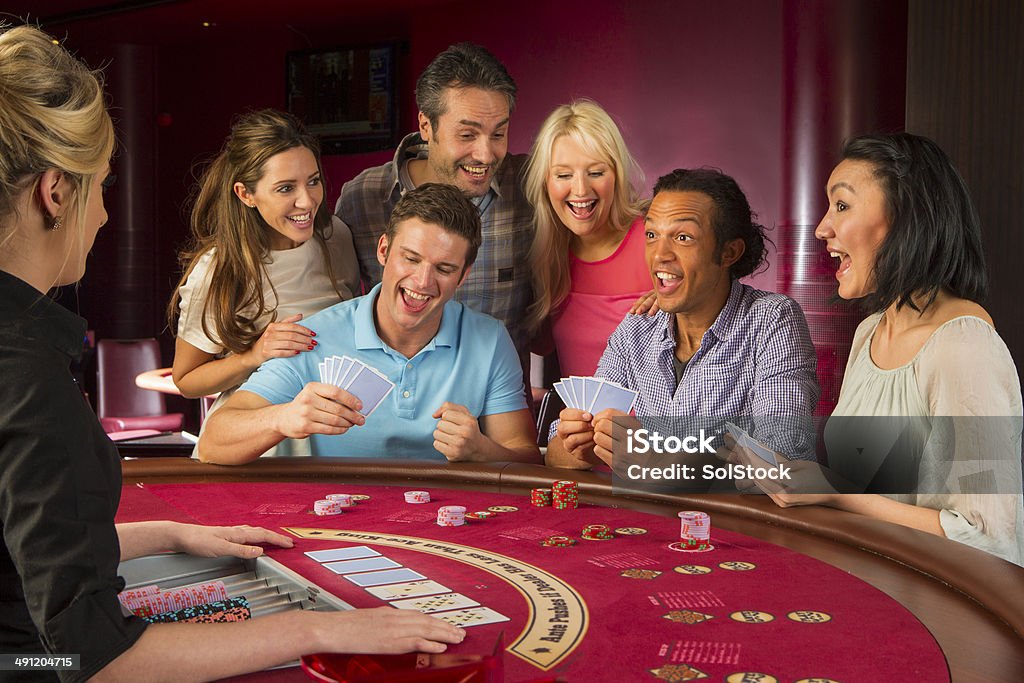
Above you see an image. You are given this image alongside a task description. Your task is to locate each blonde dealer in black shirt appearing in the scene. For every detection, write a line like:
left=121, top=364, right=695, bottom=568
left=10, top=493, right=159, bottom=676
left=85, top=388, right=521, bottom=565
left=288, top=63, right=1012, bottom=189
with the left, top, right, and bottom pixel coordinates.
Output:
left=0, top=24, right=463, bottom=682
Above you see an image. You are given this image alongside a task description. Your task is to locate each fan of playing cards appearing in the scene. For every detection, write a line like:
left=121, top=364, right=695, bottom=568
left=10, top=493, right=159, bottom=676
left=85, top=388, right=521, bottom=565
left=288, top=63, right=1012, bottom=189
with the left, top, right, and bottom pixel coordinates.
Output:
left=552, top=376, right=639, bottom=415
left=318, top=355, right=395, bottom=417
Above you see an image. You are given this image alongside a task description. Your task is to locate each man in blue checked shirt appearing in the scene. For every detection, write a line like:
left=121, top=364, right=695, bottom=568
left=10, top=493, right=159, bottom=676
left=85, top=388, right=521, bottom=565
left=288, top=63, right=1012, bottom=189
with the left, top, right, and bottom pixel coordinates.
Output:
left=546, top=168, right=819, bottom=470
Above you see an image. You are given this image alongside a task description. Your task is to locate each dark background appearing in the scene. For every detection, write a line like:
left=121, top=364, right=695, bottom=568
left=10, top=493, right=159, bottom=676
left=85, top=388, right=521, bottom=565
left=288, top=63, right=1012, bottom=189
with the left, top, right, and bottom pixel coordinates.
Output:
left=6, top=0, right=1021, bottom=424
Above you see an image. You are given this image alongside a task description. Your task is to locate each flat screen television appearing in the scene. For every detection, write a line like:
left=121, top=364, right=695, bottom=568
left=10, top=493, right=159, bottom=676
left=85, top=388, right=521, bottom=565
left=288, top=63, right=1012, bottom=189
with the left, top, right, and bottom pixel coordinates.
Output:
left=286, top=43, right=401, bottom=155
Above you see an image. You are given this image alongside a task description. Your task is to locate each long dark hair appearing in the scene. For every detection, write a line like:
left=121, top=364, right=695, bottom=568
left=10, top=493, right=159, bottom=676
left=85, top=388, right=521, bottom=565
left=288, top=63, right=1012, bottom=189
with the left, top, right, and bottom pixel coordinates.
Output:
left=168, top=109, right=338, bottom=353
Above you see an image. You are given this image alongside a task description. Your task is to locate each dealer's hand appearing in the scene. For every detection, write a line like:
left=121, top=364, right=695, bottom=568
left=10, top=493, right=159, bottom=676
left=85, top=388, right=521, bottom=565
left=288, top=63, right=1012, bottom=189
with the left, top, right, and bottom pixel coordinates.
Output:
left=320, top=607, right=465, bottom=655
left=276, top=382, right=364, bottom=439
left=171, top=522, right=295, bottom=559
left=592, top=409, right=641, bottom=467
left=432, top=402, right=484, bottom=462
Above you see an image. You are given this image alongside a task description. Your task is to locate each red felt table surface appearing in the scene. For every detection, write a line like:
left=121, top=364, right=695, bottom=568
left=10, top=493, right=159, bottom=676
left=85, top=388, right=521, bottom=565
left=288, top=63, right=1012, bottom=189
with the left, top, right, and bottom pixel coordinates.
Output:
left=119, top=481, right=948, bottom=683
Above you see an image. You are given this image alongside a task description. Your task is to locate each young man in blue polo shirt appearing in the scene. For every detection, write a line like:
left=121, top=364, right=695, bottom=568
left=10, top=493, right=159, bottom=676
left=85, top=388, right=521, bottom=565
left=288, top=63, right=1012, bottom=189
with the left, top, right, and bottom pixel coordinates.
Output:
left=200, top=184, right=539, bottom=464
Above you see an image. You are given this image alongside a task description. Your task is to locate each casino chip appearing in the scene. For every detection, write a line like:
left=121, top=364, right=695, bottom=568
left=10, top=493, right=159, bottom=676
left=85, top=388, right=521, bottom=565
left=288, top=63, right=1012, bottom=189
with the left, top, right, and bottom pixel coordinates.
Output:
left=487, top=505, right=519, bottom=513
left=404, top=490, right=430, bottom=504
left=349, top=494, right=371, bottom=501
left=541, top=535, right=575, bottom=547
left=614, top=527, right=647, bottom=535
left=436, top=505, right=466, bottom=527
left=581, top=524, right=615, bottom=541
left=313, top=499, right=343, bottom=516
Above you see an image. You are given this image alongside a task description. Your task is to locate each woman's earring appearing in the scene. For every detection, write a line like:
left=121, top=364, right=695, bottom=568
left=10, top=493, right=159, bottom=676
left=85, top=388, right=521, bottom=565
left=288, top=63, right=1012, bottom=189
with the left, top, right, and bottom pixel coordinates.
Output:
left=49, top=215, right=63, bottom=231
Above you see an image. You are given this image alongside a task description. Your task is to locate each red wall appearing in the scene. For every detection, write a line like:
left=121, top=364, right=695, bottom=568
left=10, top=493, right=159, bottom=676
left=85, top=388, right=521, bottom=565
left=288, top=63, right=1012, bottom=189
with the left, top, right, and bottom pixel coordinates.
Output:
left=56, top=0, right=788, bottom=348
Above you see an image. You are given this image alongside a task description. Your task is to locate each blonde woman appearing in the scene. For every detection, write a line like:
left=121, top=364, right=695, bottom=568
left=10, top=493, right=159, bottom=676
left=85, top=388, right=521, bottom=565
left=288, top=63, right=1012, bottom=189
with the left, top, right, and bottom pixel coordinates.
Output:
left=525, top=100, right=652, bottom=376
left=0, top=25, right=462, bottom=677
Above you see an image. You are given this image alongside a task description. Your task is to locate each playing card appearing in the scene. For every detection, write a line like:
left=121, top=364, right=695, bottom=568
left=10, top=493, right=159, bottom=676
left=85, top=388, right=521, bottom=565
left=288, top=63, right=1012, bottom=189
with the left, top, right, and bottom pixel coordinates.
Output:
left=588, top=380, right=638, bottom=414
left=433, top=606, right=510, bottom=628
left=318, top=361, right=328, bottom=383
left=725, top=422, right=778, bottom=465
left=570, top=376, right=588, bottom=410
left=343, top=365, right=394, bottom=416
left=344, top=567, right=427, bottom=587
left=305, top=546, right=382, bottom=563
left=365, top=580, right=451, bottom=600
left=334, top=356, right=354, bottom=387
left=325, top=356, right=338, bottom=384
left=389, top=592, right=480, bottom=613
left=552, top=381, right=573, bottom=409
left=323, top=556, right=401, bottom=575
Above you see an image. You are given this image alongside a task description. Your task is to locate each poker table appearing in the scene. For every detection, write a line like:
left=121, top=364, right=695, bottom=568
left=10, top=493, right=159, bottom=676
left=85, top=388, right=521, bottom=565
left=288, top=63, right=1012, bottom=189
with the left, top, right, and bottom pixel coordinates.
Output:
left=118, top=458, right=1024, bottom=683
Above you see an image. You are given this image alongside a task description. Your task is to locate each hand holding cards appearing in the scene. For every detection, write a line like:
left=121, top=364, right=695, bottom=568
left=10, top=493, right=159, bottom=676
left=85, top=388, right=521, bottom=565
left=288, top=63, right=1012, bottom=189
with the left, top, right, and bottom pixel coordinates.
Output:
left=725, top=422, right=778, bottom=465
left=318, top=355, right=394, bottom=417
left=553, top=375, right=638, bottom=415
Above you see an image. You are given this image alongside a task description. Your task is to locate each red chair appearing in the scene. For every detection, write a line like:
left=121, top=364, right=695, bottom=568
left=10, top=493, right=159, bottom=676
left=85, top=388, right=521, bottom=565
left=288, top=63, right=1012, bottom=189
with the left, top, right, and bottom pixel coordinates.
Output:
left=96, top=339, right=184, bottom=434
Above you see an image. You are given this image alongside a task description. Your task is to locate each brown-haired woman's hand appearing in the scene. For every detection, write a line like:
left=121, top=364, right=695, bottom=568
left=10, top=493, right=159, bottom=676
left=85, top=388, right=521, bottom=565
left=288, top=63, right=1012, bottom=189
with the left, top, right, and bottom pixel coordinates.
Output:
left=245, top=313, right=317, bottom=368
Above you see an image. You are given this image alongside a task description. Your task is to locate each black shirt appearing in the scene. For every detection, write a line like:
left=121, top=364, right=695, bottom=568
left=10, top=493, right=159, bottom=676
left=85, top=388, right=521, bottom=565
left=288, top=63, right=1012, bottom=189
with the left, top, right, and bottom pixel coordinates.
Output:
left=0, top=270, right=146, bottom=682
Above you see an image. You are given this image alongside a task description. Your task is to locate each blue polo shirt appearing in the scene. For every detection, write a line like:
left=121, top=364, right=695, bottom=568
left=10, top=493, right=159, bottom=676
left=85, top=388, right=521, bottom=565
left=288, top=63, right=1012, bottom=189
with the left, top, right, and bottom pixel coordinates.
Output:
left=239, top=284, right=527, bottom=459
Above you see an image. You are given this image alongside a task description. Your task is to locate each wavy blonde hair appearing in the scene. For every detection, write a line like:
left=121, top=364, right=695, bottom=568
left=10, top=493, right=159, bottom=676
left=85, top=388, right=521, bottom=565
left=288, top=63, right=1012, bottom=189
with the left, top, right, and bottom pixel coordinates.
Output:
left=0, top=25, right=115, bottom=269
left=523, top=99, right=643, bottom=334
left=168, top=110, right=339, bottom=354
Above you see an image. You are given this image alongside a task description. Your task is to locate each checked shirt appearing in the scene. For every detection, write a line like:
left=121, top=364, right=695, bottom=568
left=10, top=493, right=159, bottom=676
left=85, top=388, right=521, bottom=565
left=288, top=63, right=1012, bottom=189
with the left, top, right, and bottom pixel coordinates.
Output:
left=334, top=132, right=534, bottom=354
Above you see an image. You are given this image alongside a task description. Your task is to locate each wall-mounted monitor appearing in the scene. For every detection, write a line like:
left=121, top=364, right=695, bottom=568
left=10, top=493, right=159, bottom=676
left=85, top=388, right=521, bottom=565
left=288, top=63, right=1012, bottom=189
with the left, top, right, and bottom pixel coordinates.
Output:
left=286, top=43, right=400, bottom=155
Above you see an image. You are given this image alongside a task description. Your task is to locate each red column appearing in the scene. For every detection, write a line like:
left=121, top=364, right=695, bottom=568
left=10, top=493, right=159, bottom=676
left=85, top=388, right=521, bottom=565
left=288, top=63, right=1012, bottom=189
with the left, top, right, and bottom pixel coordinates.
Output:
left=777, top=0, right=908, bottom=416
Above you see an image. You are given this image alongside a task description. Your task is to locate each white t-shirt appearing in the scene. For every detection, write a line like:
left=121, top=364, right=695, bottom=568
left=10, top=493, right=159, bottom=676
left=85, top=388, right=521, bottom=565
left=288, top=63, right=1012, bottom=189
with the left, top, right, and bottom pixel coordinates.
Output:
left=178, top=216, right=359, bottom=354
left=177, top=217, right=360, bottom=456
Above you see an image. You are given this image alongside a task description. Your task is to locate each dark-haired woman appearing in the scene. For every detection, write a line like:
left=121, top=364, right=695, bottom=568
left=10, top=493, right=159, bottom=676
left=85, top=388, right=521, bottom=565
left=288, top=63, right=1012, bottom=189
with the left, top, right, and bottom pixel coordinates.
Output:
left=733, top=132, right=1022, bottom=566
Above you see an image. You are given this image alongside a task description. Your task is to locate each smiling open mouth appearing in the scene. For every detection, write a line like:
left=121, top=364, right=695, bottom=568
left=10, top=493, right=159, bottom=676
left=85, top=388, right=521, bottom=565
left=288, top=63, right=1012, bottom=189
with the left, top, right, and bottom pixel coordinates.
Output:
left=567, top=199, right=597, bottom=219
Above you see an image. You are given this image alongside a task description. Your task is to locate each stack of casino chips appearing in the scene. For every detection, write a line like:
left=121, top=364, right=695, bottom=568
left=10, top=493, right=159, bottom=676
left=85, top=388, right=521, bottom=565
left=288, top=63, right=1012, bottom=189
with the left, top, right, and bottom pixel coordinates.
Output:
left=314, top=499, right=343, bottom=516
left=678, top=511, right=711, bottom=550
left=542, top=535, right=576, bottom=547
left=551, top=480, right=580, bottom=510
left=404, top=490, right=431, bottom=504
left=436, top=505, right=466, bottom=527
left=142, top=597, right=251, bottom=624
left=119, top=581, right=230, bottom=617
left=530, top=488, right=552, bottom=507
left=581, top=524, right=614, bottom=540
left=326, top=493, right=354, bottom=507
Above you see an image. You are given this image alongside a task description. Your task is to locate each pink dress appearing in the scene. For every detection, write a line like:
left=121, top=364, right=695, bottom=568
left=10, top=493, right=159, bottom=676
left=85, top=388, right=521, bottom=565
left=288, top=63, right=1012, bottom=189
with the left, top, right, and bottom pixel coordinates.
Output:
left=551, top=217, right=651, bottom=376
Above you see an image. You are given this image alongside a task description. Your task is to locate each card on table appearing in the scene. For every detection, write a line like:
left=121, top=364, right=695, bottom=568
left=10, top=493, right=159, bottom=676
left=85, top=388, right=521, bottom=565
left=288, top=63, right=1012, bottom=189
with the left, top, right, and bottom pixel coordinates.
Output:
left=365, top=579, right=452, bottom=600
left=345, top=568, right=427, bottom=587
left=433, top=606, right=510, bottom=628
left=305, top=546, right=382, bottom=563
left=389, top=592, right=480, bottom=613
left=323, top=557, right=402, bottom=575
